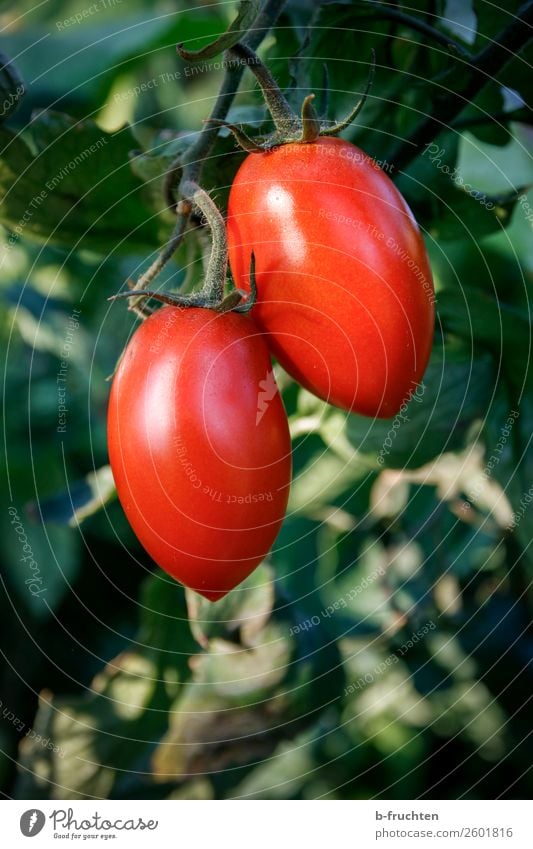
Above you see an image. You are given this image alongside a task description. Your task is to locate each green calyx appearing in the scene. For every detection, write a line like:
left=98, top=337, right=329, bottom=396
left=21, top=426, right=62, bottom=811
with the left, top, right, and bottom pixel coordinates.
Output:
left=110, top=182, right=257, bottom=315
left=210, top=43, right=376, bottom=152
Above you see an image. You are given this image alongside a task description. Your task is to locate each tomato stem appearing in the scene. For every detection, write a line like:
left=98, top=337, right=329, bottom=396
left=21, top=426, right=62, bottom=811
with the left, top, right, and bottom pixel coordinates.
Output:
left=204, top=117, right=266, bottom=153
left=124, top=0, right=289, bottom=316
left=182, top=181, right=227, bottom=303
left=110, top=240, right=257, bottom=315
left=126, top=213, right=190, bottom=317
left=229, top=43, right=301, bottom=137
left=220, top=44, right=376, bottom=150
left=176, top=0, right=260, bottom=63
left=123, top=184, right=228, bottom=315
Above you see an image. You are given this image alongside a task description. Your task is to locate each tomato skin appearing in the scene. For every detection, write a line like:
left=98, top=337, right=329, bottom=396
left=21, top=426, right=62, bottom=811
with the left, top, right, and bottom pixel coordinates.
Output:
left=107, top=307, right=291, bottom=601
left=227, top=137, right=435, bottom=418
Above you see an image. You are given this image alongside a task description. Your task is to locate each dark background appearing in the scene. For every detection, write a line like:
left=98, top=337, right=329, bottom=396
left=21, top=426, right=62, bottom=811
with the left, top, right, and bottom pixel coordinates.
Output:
left=0, top=0, right=532, bottom=799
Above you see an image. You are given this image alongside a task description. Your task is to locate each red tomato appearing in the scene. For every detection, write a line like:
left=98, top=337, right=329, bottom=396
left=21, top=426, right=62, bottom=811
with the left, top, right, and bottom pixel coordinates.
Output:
left=227, top=137, right=434, bottom=418
left=107, top=306, right=291, bottom=601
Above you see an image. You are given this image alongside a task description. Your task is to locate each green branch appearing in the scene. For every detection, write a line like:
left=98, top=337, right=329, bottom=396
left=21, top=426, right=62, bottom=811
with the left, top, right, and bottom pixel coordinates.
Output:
left=360, top=2, right=471, bottom=59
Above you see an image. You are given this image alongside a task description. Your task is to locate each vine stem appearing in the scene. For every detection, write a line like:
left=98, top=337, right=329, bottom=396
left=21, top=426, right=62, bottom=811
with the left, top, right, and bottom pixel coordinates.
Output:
left=388, top=0, right=533, bottom=174
left=127, top=0, right=288, bottom=315
left=214, top=44, right=375, bottom=148
left=228, top=42, right=298, bottom=135
left=111, top=181, right=255, bottom=311
left=359, top=2, right=471, bottom=59
left=175, top=0, right=289, bottom=186
left=134, top=213, right=189, bottom=290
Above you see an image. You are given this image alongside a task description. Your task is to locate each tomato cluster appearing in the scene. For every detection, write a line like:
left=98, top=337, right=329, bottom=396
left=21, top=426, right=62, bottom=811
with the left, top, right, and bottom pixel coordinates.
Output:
left=108, top=137, right=434, bottom=600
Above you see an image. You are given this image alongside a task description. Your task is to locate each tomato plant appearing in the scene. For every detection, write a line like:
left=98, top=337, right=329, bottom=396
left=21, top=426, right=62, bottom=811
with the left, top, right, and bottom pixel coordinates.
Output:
left=227, top=137, right=435, bottom=418
left=107, top=305, right=291, bottom=601
left=4, top=0, right=533, bottom=807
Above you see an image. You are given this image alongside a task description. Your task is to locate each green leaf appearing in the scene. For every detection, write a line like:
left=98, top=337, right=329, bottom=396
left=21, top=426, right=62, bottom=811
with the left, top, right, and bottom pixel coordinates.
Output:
left=430, top=185, right=524, bottom=241
left=343, top=344, right=495, bottom=469
left=0, top=111, right=160, bottom=254
left=14, top=571, right=195, bottom=799
left=437, top=286, right=530, bottom=390
left=128, top=133, right=189, bottom=221
left=289, top=446, right=370, bottom=515
left=150, top=560, right=344, bottom=784
left=15, top=652, right=163, bottom=800
left=470, top=0, right=525, bottom=50
left=185, top=562, right=275, bottom=649
left=232, top=716, right=335, bottom=799
left=130, top=129, right=244, bottom=217
left=4, top=11, right=226, bottom=110
left=429, top=238, right=529, bottom=315
left=398, top=134, right=520, bottom=240
left=457, top=84, right=510, bottom=147
left=0, top=52, right=24, bottom=124
left=483, top=387, right=533, bottom=565
left=457, top=130, right=533, bottom=196
left=27, top=465, right=116, bottom=527
left=396, top=132, right=459, bottom=203
left=2, top=510, right=80, bottom=619
left=137, top=571, right=197, bottom=679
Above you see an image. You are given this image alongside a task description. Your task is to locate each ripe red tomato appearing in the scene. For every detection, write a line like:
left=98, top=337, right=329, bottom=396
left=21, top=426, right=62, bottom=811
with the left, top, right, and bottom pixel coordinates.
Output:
left=227, top=137, right=434, bottom=418
left=107, top=306, right=291, bottom=601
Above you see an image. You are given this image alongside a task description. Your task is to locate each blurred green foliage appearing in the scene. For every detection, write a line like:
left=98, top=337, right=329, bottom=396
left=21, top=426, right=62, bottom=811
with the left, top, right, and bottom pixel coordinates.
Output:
left=1, top=0, right=532, bottom=800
